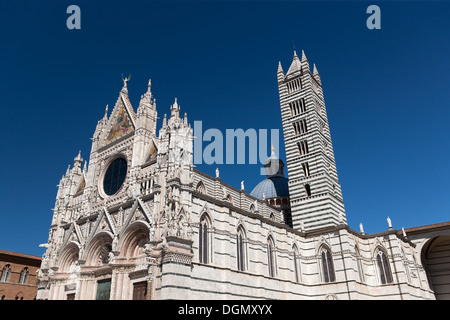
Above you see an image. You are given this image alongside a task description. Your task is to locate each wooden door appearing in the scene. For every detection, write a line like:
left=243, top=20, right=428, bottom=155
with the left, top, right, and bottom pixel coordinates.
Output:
left=132, top=281, right=148, bottom=300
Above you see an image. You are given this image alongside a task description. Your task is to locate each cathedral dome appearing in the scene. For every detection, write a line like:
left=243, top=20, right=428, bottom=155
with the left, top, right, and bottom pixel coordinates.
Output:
left=250, top=147, right=289, bottom=200
left=250, top=176, right=289, bottom=200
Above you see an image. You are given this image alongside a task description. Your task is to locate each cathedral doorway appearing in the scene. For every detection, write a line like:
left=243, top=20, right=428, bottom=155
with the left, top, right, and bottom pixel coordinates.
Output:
left=421, top=235, right=450, bottom=300
left=95, top=278, right=112, bottom=300
left=132, top=281, right=148, bottom=300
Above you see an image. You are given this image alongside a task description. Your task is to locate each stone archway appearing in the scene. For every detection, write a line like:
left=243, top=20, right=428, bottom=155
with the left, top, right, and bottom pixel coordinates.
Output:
left=421, top=235, right=450, bottom=300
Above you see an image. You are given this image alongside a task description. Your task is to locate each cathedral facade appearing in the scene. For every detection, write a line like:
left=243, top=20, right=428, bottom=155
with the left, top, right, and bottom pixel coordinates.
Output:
left=36, top=51, right=450, bottom=300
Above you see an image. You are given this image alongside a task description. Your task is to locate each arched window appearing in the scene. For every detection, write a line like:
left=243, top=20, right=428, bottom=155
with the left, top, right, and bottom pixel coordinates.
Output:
left=0, top=265, right=11, bottom=282
left=196, top=181, right=206, bottom=194
left=293, top=245, right=301, bottom=283
left=320, top=247, right=335, bottom=282
left=19, top=267, right=29, bottom=284
left=376, top=248, right=393, bottom=284
left=267, top=236, right=277, bottom=277
left=249, top=204, right=255, bottom=213
left=236, top=226, right=246, bottom=271
left=199, top=214, right=211, bottom=264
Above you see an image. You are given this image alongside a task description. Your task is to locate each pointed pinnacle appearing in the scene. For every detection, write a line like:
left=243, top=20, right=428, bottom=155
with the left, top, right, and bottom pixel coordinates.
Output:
left=313, top=63, right=319, bottom=75
left=277, top=61, right=284, bottom=73
left=301, top=50, right=307, bottom=61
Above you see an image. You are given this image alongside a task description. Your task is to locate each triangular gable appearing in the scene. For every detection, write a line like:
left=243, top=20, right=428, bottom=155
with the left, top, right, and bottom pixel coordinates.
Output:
left=88, top=208, right=116, bottom=240
left=104, top=93, right=136, bottom=146
left=119, top=198, right=154, bottom=238
left=145, top=139, right=158, bottom=163
left=60, top=223, right=82, bottom=251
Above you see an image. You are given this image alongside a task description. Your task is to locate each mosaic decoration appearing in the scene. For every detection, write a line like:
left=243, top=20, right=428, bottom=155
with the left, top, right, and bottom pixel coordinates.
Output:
left=105, top=105, right=133, bottom=144
left=145, top=141, right=158, bottom=163
left=75, top=175, right=85, bottom=195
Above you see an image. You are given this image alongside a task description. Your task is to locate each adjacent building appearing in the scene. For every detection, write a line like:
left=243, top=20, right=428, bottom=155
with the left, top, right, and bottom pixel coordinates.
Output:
left=0, top=249, right=42, bottom=300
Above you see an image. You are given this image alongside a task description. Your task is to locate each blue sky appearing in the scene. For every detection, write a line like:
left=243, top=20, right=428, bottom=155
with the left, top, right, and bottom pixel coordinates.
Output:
left=1, top=1, right=449, bottom=257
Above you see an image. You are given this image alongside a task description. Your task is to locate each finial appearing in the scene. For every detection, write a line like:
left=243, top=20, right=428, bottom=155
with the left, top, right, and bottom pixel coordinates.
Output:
left=241, top=180, right=245, bottom=191
left=121, top=74, right=131, bottom=87
left=104, top=104, right=108, bottom=116
left=171, top=97, right=179, bottom=111
left=271, top=144, right=275, bottom=154
left=387, top=217, right=393, bottom=230
left=216, top=168, right=219, bottom=178
left=145, top=79, right=152, bottom=96
left=359, top=223, right=365, bottom=235
left=74, top=150, right=83, bottom=164
left=121, top=74, right=131, bottom=94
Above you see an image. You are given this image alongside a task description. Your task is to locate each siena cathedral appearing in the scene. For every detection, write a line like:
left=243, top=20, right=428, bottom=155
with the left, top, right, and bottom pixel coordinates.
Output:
left=37, top=51, right=450, bottom=300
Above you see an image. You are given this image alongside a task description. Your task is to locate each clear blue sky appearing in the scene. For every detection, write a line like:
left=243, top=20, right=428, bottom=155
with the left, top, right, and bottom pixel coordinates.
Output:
left=1, top=1, right=449, bottom=257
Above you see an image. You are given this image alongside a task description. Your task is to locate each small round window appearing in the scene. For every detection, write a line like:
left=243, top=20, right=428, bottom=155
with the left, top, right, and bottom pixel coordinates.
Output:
left=103, top=157, right=127, bottom=196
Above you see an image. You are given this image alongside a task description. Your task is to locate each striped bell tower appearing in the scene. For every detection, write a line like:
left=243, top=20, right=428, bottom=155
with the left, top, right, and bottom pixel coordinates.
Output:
left=277, top=50, right=346, bottom=231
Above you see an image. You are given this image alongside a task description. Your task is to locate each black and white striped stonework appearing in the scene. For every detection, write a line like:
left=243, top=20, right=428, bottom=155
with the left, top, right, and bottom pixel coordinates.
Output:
left=277, top=51, right=346, bottom=231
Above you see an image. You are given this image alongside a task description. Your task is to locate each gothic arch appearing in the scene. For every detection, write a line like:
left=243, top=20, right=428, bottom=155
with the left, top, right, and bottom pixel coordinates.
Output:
left=199, top=212, right=213, bottom=264
left=373, top=246, right=393, bottom=285
left=315, top=235, right=331, bottom=254
left=236, top=225, right=247, bottom=271
left=196, top=181, right=206, bottom=194
left=84, top=231, right=114, bottom=266
left=293, top=243, right=301, bottom=282
left=198, top=203, right=215, bottom=226
left=421, top=235, right=450, bottom=299
left=318, top=243, right=335, bottom=283
left=119, top=221, right=150, bottom=259
left=267, top=235, right=277, bottom=277
left=370, top=238, right=387, bottom=258
left=58, top=242, right=80, bottom=272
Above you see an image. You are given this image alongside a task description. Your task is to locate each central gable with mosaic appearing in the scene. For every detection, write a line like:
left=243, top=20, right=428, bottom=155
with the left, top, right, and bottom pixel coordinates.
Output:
left=105, top=105, right=133, bottom=144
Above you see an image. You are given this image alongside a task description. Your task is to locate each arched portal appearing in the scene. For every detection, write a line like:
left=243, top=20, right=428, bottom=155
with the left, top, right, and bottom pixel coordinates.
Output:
left=421, top=235, right=450, bottom=300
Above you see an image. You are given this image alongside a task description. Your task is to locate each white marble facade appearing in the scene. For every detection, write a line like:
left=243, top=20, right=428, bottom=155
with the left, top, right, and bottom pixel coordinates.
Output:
left=37, top=54, right=448, bottom=300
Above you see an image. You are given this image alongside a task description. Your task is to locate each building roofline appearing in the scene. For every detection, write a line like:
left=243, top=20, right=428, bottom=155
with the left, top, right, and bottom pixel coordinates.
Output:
left=401, top=221, right=450, bottom=235
left=0, top=249, right=42, bottom=262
